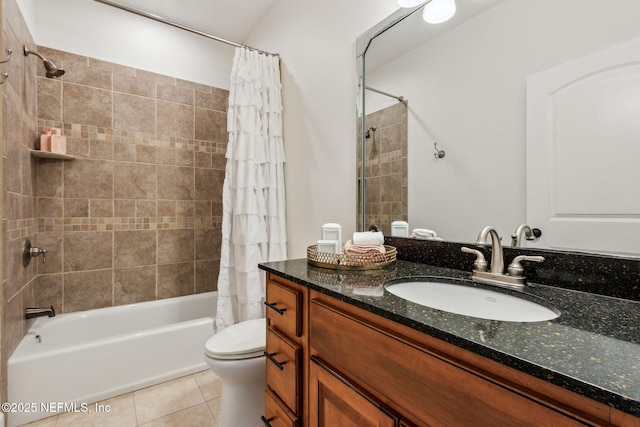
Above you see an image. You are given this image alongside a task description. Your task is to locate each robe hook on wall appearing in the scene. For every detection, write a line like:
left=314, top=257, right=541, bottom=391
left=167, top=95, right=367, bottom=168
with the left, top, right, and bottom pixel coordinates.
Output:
left=433, top=143, right=445, bottom=159
left=0, top=48, right=12, bottom=63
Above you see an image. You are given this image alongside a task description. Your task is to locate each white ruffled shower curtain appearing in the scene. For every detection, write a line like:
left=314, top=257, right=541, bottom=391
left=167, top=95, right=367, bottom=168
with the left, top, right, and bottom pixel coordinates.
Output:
left=215, top=47, right=287, bottom=331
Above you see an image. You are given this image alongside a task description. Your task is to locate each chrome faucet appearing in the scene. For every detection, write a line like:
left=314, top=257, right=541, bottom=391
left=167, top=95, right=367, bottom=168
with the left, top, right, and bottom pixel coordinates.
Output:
left=462, top=226, right=544, bottom=290
left=25, top=305, right=55, bottom=320
left=511, top=224, right=542, bottom=247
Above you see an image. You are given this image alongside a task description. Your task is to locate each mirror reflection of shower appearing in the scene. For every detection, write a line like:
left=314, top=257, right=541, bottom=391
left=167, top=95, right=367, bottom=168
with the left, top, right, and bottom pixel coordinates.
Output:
left=365, top=126, right=377, bottom=139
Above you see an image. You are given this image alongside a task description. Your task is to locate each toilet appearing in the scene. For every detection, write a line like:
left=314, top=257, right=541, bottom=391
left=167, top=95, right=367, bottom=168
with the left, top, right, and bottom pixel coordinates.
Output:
left=204, top=318, right=266, bottom=427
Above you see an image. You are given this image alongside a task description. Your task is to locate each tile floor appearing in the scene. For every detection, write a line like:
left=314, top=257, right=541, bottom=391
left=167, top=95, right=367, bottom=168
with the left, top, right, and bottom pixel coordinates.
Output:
left=21, top=370, right=222, bottom=427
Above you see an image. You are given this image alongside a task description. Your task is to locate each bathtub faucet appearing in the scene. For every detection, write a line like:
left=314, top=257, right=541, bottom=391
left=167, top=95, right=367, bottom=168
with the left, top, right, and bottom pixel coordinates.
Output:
left=25, top=305, right=55, bottom=319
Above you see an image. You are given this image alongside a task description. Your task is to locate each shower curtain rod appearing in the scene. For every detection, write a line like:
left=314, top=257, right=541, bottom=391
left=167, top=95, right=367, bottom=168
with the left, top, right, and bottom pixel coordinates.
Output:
left=93, top=0, right=278, bottom=57
left=365, top=86, right=405, bottom=103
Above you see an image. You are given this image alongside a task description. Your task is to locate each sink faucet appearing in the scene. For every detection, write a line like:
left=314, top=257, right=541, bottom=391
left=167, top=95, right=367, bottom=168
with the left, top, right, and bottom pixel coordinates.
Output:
left=511, top=224, right=542, bottom=247
left=475, top=226, right=504, bottom=274
left=25, top=305, right=55, bottom=320
left=462, top=226, right=544, bottom=290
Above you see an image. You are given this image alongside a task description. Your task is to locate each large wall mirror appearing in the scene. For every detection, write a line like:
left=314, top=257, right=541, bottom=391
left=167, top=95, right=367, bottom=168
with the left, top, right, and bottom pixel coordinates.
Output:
left=357, top=0, right=640, bottom=257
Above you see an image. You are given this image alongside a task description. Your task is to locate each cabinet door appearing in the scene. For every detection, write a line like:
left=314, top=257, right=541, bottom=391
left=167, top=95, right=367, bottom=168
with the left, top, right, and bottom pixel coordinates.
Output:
left=309, top=356, right=397, bottom=427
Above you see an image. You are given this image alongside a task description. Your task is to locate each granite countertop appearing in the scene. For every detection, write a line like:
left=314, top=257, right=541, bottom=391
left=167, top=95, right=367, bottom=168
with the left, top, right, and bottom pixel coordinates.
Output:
left=259, top=258, right=640, bottom=417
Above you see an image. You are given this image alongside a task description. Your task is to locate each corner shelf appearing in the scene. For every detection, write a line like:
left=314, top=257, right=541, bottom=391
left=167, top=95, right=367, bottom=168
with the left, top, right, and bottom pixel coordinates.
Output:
left=30, top=150, right=76, bottom=161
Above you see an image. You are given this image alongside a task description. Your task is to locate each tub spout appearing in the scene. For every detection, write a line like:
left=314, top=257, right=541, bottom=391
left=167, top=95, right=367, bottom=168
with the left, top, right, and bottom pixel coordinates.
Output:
left=25, top=305, right=55, bottom=319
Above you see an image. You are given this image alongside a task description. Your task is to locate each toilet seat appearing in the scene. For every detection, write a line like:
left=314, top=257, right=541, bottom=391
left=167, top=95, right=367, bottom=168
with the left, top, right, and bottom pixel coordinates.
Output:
left=205, top=318, right=266, bottom=360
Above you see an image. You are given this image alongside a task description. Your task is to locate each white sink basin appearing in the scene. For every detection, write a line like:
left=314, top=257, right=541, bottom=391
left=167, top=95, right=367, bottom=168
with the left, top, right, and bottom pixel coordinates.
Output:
left=385, top=280, right=560, bottom=322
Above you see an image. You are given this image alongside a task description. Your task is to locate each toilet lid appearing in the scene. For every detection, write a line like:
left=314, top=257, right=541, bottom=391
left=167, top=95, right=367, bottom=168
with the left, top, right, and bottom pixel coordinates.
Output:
left=205, top=318, right=266, bottom=360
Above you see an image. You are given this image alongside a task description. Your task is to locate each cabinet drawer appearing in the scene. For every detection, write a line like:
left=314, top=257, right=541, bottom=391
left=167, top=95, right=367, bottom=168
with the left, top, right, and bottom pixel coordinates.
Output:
left=266, top=279, right=303, bottom=337
left=263, top=388, right=299, bottom=427
left=266, top=327, right=302, bottom=415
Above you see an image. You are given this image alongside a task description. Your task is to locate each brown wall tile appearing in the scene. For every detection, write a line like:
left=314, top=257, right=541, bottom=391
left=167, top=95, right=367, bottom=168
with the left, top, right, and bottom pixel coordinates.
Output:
left=114, top=230, right=157, bottom=268
left=114, top=266, right=157, bottom=305
left=63, top=83, right=113, bottom=128
left=158, top=262, right=194, bottom=298
left=158, top=229, right=194, bottom=264
left=114, top=162, right=156, bottom=199
left=64, top=159, right=114, bottom=199
left=157, top=165, right=194, bottom=200
left=64, top=270, right=113, bottom=312
left=113, top=72, right=156, bottom=98
left=34, top=274, right=63, bottom=313
left=64, top=231, right=113, bottom=272
left=113, top=92, right=156, bottom=133
left=157, top=101, right=194, bottom=138
left=196, top=260, right=218, bottom=293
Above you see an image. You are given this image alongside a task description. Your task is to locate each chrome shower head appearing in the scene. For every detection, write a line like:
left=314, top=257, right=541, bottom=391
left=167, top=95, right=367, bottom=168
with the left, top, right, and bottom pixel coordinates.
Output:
left=23, top=46, right=65, bottom=78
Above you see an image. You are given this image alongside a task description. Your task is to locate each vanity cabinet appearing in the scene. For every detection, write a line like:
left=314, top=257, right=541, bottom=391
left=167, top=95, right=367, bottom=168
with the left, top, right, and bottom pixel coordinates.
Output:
left=264, top=274, right=308, bottom=427
left=264, top=272, right=639, bottom=427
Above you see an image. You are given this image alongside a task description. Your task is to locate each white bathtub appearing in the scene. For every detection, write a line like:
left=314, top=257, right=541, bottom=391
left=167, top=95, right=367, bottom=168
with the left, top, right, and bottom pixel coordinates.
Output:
left=7, top=291, right=217, bottom=427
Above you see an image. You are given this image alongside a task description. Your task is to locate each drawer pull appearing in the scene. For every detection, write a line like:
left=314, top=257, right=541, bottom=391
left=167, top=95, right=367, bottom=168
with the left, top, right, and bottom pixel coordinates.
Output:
left=261, top=415, right=275, bottom=426
left=264, top=351, right=287, bottom=370
left=264, top=301, right=287, bottom=315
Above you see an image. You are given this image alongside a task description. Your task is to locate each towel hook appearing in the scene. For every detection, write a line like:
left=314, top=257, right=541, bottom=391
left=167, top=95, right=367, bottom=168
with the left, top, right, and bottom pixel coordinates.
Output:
left=0, top=73, right=8, bottom=85
left=433, top=143, right=445, bottom=159
left=0, top=48, right=12, bottom=64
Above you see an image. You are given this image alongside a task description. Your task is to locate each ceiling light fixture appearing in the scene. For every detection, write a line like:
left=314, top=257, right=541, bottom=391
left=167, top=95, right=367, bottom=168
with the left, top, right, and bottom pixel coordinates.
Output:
left=422, top=0, right=456, bottom=24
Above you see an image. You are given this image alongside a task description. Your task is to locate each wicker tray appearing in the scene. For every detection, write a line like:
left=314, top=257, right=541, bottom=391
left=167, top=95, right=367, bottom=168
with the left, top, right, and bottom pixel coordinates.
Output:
left=307, top=245, right=396, bottom=270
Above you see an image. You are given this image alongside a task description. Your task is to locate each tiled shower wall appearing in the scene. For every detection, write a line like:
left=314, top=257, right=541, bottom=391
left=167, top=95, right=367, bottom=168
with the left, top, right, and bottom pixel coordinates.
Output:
left=2, top=0, right=39, bottom=403
left=357, top=102, right=408, bottom=234
left=1, top=0, right=228, bottom=402
left=34, top=46, right=227, bottom=313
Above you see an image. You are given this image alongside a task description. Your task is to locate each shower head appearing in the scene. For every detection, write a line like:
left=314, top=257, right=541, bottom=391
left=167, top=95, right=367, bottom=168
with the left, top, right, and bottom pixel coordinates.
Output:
left=365, top=126, right=377, bottom=139
left=23, top=46, right=65, bottom=78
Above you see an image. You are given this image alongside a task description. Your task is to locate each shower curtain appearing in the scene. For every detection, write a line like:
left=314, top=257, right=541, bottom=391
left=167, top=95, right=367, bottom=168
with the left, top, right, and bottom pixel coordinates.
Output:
left=215, top=47, right=287, bottom=331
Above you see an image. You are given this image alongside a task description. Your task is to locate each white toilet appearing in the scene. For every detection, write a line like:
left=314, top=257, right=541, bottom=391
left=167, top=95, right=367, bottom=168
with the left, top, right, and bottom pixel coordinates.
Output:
left=204, top=318, right=267, bottom=427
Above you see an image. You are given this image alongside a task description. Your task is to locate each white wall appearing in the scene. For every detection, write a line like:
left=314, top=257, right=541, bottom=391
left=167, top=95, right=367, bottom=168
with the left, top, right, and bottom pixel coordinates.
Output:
left=244, top=0, right=398, bottom=257
left=366, top=0, right=640, bottom=243
left=17, top=0, right=235, bottom=89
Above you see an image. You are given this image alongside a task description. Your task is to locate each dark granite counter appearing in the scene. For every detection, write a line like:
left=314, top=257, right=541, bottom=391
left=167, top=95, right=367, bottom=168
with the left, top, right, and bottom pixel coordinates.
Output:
left=259, top=258, right=640, bottom=418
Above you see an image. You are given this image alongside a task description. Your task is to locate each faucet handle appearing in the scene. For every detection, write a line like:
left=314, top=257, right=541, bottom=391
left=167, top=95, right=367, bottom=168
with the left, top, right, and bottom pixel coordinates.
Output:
left=29, top=247, right=47, bottom=263
left=461, top=247, right=488, bottom=272
left=507, top=255, right=544, bottom=277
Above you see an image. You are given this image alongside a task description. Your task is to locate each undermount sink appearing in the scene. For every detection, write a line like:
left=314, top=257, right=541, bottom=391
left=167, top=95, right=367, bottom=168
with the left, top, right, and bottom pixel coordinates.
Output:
left=385, top=280, right=560, bottom=322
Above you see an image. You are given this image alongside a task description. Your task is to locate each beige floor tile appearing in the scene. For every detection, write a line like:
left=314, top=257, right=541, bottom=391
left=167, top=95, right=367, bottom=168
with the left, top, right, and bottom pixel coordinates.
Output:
left=56, top=393, right=137, bottom=427
left=21, top=415, right=58, bottom=426
left=193, top=370, right=223, bottom=401
left=134, top=376, right=205, bottom=424
left=206, top=398, right=222, bottom=425
left=138, top=402, right=217, bottom=427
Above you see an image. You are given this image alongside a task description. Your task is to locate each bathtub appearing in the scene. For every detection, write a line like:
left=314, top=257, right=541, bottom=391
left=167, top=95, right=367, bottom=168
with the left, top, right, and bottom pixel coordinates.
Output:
left=7, top=291, right=217, bottom=427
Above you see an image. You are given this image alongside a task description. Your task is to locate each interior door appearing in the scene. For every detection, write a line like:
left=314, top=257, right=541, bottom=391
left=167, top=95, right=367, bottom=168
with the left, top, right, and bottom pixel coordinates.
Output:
left=527, top=37, right=640, bottom=256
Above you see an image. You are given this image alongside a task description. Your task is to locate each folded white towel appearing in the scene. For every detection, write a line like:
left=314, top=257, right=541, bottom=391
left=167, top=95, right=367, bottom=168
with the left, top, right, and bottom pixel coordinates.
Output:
left=352, top=231, right=384, bottom=245
left=411, top=229, right=444, bottom=240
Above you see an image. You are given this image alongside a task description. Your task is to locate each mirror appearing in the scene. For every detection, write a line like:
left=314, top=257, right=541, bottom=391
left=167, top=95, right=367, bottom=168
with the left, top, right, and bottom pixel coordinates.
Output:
left=357, top=0, right=640, bottom=257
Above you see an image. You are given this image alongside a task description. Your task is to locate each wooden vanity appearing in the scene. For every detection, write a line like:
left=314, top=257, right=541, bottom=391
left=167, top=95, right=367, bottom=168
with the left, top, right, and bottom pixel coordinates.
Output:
left=260, top=264, right=640, bottom=427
